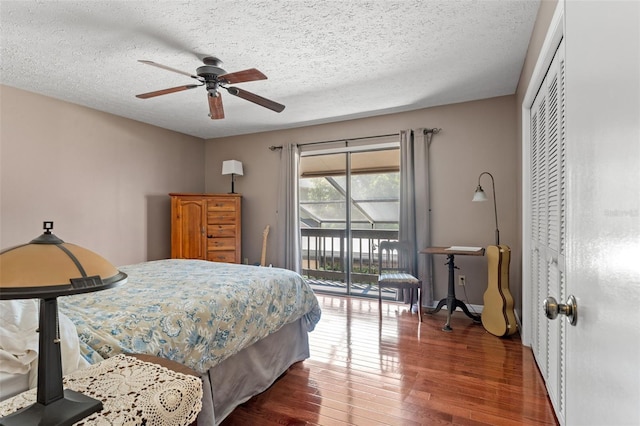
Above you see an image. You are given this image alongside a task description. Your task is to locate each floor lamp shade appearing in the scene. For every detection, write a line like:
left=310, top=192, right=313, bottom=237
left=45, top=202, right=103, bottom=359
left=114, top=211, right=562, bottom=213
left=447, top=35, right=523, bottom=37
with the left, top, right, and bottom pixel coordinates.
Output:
left=0, top=222, right=127, bottom=426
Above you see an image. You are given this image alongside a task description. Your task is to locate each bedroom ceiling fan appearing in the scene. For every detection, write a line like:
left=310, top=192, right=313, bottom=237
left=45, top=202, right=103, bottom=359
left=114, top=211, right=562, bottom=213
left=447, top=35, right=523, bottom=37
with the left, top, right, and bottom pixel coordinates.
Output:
left=135, top=56, right=285, bottom=120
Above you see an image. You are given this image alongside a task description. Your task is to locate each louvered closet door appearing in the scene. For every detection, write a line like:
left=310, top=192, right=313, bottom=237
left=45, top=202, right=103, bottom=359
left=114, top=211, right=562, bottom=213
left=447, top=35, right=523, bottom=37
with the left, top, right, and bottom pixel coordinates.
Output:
left=529, top=39, right=566, bottom=424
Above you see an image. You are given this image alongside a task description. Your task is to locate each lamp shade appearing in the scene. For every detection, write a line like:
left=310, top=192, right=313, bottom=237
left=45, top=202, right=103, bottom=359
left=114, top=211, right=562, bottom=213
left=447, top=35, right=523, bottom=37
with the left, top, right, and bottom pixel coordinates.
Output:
left=221, top=160, right=244, bottom=176
left=472, top=186, right=488, bottom=202
left=0, top=225, right=127, bottom=299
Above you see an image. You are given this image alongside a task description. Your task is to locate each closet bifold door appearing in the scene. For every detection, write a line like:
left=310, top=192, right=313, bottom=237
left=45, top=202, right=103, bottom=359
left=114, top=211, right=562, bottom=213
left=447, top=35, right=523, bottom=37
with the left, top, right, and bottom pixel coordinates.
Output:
left=529, top=39, right=567, bottom=424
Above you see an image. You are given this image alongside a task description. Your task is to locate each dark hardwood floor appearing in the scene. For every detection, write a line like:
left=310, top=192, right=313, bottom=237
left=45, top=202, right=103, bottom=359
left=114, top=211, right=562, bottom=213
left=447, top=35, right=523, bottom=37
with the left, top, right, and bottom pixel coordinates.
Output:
left=221, top=294, right=558, bottom=425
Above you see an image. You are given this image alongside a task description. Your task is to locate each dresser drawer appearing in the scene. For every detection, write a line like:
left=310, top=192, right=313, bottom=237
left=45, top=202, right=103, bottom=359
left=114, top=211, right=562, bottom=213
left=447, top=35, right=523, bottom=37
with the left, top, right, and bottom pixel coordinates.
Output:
left=207, top=211, right=237, bottom=224
left=207, top=224, right=236, bottom=237
left=207, top=199, right=237, bottom=211
left=207, top=251, right=236, bottom=263
left=207, top=237, right=236, bottom=251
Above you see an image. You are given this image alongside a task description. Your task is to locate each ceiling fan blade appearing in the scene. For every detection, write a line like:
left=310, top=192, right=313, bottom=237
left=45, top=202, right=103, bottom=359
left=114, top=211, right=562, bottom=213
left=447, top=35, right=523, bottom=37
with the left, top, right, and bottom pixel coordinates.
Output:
left=225, top=87, right=285, bottom=113
left=138, top=60, right=201, bottom=80
left=219, top=68, right=267, bottom=84
left=208, top=93, right=225, bottom=119
left=136, top=84, right=201, bottom=99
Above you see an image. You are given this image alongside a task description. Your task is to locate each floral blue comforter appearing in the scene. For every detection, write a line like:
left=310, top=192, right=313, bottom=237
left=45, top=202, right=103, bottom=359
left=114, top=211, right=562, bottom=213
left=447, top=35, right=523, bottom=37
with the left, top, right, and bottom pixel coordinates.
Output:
left=58, top=259, right=321, bottom=374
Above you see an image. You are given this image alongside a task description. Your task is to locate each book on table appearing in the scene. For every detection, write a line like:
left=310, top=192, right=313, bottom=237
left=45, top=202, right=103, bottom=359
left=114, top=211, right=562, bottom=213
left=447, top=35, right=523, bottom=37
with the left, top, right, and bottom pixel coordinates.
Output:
left=446, top=246, right=483, bottom=252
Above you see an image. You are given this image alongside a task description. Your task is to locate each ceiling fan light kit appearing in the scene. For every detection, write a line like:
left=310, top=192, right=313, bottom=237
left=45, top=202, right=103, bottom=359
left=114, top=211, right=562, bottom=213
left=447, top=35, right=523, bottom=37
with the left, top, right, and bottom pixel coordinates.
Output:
left=136, top=56, right=285, bottom=120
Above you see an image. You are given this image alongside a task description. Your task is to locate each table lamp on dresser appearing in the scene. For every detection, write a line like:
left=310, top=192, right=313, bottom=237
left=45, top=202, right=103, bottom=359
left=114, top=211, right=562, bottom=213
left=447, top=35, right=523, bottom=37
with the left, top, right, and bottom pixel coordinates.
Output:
left=222, top=159, right=244, bottom=194
left=0, top=222, right=127, bottom=426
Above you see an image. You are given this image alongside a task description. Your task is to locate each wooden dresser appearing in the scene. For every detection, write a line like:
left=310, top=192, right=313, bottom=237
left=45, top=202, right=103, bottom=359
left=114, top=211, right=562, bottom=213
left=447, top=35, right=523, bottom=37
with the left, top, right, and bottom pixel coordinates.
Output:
left=170, top=193, right=241, bottom=264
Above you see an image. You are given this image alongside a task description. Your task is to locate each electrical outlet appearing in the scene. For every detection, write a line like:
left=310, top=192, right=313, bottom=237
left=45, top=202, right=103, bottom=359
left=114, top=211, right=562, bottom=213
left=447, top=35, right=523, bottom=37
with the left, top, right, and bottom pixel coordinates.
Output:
left=458, top=275, right=466, bottom=286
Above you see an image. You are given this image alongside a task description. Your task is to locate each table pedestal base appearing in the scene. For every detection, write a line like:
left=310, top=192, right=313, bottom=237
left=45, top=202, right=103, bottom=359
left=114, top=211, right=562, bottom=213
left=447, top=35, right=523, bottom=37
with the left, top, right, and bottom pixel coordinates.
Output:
left=426, top=253, right=481, bottom=331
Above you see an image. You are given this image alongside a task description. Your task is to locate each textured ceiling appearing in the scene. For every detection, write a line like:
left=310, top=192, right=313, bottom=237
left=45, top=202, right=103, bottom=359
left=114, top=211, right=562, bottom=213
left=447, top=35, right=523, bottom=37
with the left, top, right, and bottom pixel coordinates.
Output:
left=0, top=1, right=540, bottom=139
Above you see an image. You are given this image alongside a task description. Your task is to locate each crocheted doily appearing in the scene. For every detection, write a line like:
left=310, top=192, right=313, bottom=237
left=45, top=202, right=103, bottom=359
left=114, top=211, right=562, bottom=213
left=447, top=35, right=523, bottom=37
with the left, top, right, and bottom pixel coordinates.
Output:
left=0, top=354, right=202, bottom=426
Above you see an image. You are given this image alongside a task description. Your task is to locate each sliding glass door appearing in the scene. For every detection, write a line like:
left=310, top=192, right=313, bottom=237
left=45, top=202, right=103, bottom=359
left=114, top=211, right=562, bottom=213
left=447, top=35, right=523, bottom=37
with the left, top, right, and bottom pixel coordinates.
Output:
left=299, top=152, right=349, bottom=290
left=299, top=142, right=400, bottom=298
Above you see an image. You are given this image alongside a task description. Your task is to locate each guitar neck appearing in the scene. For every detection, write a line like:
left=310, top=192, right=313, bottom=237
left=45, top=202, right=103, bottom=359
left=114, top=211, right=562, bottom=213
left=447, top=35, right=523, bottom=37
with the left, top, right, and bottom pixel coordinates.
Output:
left=260, top=225, right=270, bottom=266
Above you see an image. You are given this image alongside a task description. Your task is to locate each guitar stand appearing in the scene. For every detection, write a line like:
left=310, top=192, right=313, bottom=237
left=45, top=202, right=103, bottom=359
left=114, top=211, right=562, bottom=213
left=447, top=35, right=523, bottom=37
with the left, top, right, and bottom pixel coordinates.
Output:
left=427, top=253, right=481, bottom=332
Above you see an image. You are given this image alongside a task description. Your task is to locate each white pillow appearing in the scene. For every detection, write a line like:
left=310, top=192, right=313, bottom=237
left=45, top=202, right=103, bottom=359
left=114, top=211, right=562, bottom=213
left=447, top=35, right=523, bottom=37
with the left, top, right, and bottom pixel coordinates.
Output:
left=0, top=299, right=89, bottom=389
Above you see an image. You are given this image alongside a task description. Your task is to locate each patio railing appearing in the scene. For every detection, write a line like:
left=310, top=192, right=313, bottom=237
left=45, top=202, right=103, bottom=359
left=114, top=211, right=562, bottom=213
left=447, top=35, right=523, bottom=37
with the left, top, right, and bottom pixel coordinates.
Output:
left=301, top=228, right=399, bottom=286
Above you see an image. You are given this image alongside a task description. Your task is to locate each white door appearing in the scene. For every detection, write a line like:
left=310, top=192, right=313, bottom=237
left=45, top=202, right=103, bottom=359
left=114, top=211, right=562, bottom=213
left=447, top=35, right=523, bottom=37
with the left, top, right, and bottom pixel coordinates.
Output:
left=563, top=1, right=640, bottom=424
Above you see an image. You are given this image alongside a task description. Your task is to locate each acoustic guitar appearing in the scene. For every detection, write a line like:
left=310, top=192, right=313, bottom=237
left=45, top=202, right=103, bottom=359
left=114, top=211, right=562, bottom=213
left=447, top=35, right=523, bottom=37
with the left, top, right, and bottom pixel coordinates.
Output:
left=482, top=245, right=517, bottom=337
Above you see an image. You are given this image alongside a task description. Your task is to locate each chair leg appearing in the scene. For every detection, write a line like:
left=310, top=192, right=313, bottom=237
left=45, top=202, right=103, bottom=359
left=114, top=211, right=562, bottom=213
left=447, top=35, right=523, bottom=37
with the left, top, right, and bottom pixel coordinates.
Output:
left=417, top=287, right=423, bottom=323
left=378, top=286, right=383, bottom=320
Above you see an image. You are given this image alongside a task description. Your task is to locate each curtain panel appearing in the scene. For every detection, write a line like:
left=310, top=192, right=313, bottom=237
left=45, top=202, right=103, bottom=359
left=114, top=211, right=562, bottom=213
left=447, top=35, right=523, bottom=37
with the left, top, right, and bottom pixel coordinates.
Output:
left=399, top=129, right=433, bottom=307
left=276, top=143, right=302, bottom=273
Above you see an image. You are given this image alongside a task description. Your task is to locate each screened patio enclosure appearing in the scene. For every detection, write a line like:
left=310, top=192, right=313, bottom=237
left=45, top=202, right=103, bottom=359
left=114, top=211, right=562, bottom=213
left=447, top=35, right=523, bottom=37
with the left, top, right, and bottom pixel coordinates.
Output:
left=299, top=146, right=402, bottom=299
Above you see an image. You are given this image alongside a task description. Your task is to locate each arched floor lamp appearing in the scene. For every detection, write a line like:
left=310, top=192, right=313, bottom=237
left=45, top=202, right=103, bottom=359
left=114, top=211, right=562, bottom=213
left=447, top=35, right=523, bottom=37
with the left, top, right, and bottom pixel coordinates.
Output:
left=472, top=171, right=500, bottom=245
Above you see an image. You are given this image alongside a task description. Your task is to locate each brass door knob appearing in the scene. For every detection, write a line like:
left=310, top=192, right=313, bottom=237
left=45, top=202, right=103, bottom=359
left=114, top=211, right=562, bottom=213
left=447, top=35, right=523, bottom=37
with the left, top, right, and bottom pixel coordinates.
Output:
left=543, top=295, right=578, bottom=326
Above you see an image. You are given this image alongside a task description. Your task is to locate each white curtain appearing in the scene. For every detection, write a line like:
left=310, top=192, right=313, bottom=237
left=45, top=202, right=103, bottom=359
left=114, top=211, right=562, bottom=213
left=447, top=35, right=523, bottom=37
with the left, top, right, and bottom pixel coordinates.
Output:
left=275, top=143, right=302, bottom=273
left=399, top=129, right=433, bottom=307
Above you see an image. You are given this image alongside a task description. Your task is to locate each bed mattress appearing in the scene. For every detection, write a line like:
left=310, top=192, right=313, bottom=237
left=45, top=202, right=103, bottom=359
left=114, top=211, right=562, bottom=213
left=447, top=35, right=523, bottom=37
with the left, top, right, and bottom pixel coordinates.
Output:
left=58, top=259, right=321, bottom=374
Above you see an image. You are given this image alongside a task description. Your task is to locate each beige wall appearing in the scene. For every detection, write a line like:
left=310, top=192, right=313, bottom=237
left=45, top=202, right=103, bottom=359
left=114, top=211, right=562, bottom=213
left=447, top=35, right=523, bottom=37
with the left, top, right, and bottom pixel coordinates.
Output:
left=0, top=85, right=205, bottom=266
left=205, top=95, right=518, bottom=305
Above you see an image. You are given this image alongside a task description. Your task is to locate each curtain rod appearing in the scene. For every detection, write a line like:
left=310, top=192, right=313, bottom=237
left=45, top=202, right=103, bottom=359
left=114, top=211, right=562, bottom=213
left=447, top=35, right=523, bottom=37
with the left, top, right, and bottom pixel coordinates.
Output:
left=268, top=128, right=441, bottom=151
left=268, top=132, right=396, bottom=151
left=298, top=132, right=399, bottom=147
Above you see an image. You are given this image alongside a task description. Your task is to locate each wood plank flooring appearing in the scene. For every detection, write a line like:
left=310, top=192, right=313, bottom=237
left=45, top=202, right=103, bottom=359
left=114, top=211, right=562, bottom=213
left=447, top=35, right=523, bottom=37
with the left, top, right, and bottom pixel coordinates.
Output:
left=221, top=295, right=558, bottom=425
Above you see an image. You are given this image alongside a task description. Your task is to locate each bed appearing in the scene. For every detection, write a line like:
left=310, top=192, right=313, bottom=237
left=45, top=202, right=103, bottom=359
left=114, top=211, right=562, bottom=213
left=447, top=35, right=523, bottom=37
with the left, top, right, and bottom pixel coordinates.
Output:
left=1, top=259, right=321, bottom=425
